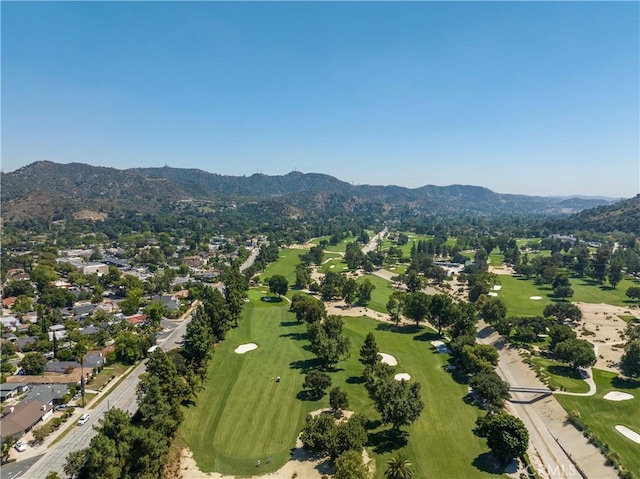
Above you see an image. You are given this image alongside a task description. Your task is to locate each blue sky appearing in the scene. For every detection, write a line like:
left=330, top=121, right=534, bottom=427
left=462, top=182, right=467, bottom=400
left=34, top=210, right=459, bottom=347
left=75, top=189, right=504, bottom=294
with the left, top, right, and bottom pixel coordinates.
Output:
left=2, top=1, right=638, bottom=197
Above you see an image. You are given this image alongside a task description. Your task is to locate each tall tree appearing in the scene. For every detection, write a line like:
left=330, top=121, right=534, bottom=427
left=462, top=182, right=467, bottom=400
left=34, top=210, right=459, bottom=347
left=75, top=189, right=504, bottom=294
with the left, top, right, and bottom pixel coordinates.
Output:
left=402, top=292, right=430, bottom=327
left=73, top=341, right=88, bottom=407
left=386, top=291, right=406, bottom=327
left=620, top=339, right=640, bottom=378
left=554, top=339, right=596, bottom=372
left=428, top=293, right=456, bottom=335
left=268, top=274, right=289, bottom=297
left=359, top=332, right=380, bottom=369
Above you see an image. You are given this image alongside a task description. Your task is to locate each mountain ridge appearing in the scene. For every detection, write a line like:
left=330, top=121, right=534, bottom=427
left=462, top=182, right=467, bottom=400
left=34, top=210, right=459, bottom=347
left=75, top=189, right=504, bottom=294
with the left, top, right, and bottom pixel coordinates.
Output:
left=0, top=161, right=625, bottom=223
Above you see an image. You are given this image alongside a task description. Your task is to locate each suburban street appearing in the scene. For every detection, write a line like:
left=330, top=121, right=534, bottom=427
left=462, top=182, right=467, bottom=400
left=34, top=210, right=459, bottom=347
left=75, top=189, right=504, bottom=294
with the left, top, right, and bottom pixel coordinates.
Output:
left=7, top=309, right=195, bottom=479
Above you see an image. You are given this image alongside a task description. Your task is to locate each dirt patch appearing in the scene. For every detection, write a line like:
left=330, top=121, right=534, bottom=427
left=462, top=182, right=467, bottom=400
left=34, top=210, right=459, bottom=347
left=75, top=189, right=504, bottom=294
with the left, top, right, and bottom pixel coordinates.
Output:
left=575, top=302, right=633, bottom=373
left=73, top=209, right=108, bottom=221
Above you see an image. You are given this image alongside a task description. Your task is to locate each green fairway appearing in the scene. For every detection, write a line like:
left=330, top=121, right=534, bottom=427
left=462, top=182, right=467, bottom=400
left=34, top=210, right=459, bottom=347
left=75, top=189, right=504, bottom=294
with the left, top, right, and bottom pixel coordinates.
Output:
left=555, top=369, right=640, bottom=475
left=497, top=275, right=552, bottom=317
left=181, top=293, right=501, bottom=478
left=566, top=276, right=639, bottom=307
left=530, top=357, right=590, bottom=393
left=259, top=247, right=309, bottom=289
left=355, top=273, right=395, bottom=314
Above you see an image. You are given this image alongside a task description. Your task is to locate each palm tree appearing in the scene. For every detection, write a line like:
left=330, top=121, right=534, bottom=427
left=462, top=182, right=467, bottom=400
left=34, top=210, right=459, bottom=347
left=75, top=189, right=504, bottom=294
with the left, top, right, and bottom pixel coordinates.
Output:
left=73, top=341, right=88, bottom=407
left=1, top=436, right=18, bottom=463
left=385, top=453, right=415, bottom=479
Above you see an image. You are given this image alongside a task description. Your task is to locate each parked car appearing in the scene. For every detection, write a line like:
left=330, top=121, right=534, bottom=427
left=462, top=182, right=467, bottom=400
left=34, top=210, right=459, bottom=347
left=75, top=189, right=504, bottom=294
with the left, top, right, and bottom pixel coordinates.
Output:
left=14, top=441, right=26, bottom=452
left=77, top=413, right=90, bottom=426
left=55, top=404, right=68, bottom=410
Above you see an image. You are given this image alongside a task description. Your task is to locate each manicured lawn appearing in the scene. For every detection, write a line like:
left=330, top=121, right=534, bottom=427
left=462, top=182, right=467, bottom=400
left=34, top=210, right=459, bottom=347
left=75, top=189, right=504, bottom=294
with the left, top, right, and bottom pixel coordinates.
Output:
left=355, top=274, right=395, bottom=314
left=181, top=292, right=500, bottom=478
left=258, top=247, right=309, bottom=288
left=530, top=357, right=590, bottom=393
left=489, top=252, right=504, bottom=268
left=555, top=369, right=640, bottom=475
left=567, top=276, right=639, bottom=307
left=497, top=275, right=552, bottom=317
left=320, top=257, right=349, bottom=274
left=498, top=274, right=640, bottom=317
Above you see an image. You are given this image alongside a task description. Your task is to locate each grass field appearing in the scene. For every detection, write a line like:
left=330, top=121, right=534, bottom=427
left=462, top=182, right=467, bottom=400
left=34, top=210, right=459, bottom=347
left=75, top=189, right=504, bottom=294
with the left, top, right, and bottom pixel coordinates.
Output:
left=180, top=292, right=501, bottom=478
left=555, top=369, right=640, bottom=475
left=498, top=274, right=640, bottom=318
left=530, top=357, right=590, bottom=393
left=355, top=273, right=396, bottom=314
left=258, top=247, right=309, bottom=290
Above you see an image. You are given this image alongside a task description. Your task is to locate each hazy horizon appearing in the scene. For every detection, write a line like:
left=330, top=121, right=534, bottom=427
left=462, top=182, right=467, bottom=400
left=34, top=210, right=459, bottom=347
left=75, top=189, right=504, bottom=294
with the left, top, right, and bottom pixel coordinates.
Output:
left=2, top=2, right=638, bottom=198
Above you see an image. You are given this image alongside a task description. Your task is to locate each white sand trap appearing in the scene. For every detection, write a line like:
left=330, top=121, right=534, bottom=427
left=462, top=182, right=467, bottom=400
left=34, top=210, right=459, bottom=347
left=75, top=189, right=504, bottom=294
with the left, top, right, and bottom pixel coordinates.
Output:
left=530, top=296, right=542, bottom=300
left=431, top=340, right=452, bottom=354
left=330, top=265, right=335, bottom=269
left=615, top=425, right=640, bottom=444
left=395, top=373, right=411, bottom=381
left=234, top=343, right=258, bottom=354
left=604, top=391, right=635, bottom=401
left=488, top=292, right=498, bottom=297
left=492, top=285, right=502, bottom=291
left=378, top=353, right=398, bottom=366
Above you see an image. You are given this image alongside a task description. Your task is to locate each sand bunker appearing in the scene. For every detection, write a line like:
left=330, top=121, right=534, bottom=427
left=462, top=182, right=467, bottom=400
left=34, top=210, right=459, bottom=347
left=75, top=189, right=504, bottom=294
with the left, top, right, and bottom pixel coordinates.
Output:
left=330, top=265, right=335, bottom=269
left=492, top=285, right=502, bottom=291
left=234, top=343, right=258, bottom=354
left=604, top=391, right=635, bottom=401
left=431, top=340, right=452, bottom=354
left=615, top=425, right=640, bottom=444
left=395, top=373, right=411, bottom=381
left=530, top=296, right=542, bottom=300
left=488, top=292, right=498, bottom=297
left=378, top=353, right=398, bottom=366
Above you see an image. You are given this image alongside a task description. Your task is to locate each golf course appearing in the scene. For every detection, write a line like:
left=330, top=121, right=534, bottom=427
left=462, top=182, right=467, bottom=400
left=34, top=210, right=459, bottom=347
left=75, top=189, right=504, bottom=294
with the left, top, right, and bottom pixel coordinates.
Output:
left=180, top=288, right=500, bottom=478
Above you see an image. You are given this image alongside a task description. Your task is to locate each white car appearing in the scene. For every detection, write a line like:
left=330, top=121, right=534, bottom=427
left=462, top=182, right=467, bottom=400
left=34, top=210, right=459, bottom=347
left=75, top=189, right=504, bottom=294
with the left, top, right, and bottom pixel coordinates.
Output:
left=14, top=441, right=26, bottom=452
left=77, top=413, right=90, bottom=426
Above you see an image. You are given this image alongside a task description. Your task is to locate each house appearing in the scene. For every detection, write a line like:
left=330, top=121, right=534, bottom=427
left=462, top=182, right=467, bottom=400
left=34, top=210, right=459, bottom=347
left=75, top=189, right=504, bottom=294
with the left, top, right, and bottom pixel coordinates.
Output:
left=85, top=352, right=106, bottom=370
left=78, top=262, right=109, bottom=277
left=0, top=400, right=54, bottom=438
left=46, top=361, right=80, bottom=374
left=23, top=384, right=68, bottom=405
left=5, top=269, right=31, bottom=281
left=2, top=297, right=17, bottom=309
left=48, top=324, right=67, bottom=341
left=79, top=325, right=100, bottom=336
left=126, top=314, right=147, bottom=327
left=183, top=256, right=204, bottom=269
left=0, top=383, right=27, bottom=402
left=16, top=336, right=37, bottom=352
left=103, top=255, right=129, bottom=268
left=74, top=303, right=95, bottom=317
left=152, top=294, right=180, bottom=311
left=0, top=315, right=19, bottom=332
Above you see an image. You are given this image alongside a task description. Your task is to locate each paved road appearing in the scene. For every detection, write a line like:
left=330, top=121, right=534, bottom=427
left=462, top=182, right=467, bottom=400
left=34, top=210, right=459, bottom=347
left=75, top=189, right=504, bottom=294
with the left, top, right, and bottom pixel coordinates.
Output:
left=240, top=246, right=260, bottom=272
left=362, top=228, right=387, bottom=254
left=14, top=310, right=194, bottom=479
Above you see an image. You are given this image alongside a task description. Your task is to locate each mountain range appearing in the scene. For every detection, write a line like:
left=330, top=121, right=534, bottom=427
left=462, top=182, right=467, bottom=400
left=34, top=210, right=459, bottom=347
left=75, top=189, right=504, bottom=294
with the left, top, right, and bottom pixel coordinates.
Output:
left=1, top=161, right=633, bottom=232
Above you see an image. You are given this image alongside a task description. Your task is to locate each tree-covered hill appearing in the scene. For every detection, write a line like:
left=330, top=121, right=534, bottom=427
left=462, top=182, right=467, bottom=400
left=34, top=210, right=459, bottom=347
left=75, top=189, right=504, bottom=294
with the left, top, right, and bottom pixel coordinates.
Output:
left=0, top=161, right=621, bottom=223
